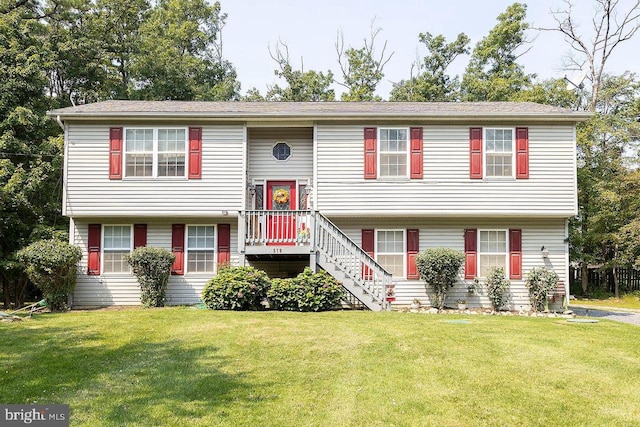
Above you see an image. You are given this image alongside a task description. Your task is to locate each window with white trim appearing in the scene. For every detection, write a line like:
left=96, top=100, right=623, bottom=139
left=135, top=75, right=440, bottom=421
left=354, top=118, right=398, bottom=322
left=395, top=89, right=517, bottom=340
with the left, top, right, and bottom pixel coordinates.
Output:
left=485, top=128, right=514, bottom=177
left=103, top=225, right=131, bottom=273
left=186, top=225, right=215, bottom=273
left=479, top=230, right=507, bottom=277
left=376, top=230, right=405, bottom=277
left=125, top=128, right=186, bottom=178
left=379, top=128, right=408, bottom=178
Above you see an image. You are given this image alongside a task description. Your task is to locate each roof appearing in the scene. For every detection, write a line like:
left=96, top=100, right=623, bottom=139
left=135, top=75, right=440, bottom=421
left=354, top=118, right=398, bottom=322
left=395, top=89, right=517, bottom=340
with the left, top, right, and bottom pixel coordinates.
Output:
left=48, top=100, right=591, bottom=122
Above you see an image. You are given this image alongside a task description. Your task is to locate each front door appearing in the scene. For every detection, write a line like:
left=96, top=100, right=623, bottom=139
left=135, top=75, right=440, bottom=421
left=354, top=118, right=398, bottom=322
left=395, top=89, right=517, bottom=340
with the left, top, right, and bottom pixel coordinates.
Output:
left=266, top=181, right=297, bottom=245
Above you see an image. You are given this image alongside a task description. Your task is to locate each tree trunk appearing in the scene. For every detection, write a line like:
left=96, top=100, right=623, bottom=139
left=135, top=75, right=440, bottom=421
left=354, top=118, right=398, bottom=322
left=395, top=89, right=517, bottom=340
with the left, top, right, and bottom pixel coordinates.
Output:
left=581, top=263, right=589, bottom=295
left=612, top=266, right=620, bottom=299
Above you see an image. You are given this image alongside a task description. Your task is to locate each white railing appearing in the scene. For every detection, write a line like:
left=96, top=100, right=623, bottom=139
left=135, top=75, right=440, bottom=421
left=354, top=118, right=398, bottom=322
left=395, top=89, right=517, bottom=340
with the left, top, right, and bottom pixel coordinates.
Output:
left=242, top=210, right=313, bottom=246
left=314, top=212, right=392, bottom=309
left=239, top=210, right=392, bottom=310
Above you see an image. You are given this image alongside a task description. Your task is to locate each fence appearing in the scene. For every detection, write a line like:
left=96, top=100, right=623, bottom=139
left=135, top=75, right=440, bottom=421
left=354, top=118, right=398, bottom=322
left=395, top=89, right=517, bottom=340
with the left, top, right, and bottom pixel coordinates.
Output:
left=570, top=266, right=640, bottom=293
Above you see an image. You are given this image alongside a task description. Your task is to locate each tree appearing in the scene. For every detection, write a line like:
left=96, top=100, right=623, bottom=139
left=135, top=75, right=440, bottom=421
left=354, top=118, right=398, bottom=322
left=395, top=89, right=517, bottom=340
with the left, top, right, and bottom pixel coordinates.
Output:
left=335, top=22, right=393, bottom=101
left=0, top=3, right=65, bottom=308
left=461, top=2, right=534, bottom=101
left=545, top=0, right=640, bottom=112
left=266, top=41, right=335, bottom=101
left=390, top=32, right=469, bottom=101
left=132, top=0, right=240, bottom=100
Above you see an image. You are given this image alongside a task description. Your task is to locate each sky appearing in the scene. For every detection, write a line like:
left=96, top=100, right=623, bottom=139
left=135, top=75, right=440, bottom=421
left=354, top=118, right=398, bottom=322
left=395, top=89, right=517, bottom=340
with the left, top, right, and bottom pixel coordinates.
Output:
left=220, top=0, right=640, bottom=99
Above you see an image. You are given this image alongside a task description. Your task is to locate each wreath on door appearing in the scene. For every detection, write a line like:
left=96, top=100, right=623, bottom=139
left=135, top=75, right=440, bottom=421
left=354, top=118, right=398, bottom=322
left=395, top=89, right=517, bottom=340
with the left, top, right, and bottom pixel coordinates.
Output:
left=273, top=188, right=290, bottom=205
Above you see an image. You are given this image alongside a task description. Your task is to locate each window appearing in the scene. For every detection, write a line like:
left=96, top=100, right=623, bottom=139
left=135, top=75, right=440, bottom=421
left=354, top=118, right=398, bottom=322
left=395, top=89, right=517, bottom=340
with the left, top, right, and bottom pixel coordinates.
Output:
left=272, top=142, right=291, bottom=161
left=186, top=225, right=215, bottom=273
left=103, top=225, right=131, bottom=273
left=479, top=230, right=507, bottom=277
left=124, top=128, right=186, bottom=178
left=485, top=128, right=514, bottom=177
left=376, top=230, right=405, bottom=277
left=379, top=128, right=408, bottom=177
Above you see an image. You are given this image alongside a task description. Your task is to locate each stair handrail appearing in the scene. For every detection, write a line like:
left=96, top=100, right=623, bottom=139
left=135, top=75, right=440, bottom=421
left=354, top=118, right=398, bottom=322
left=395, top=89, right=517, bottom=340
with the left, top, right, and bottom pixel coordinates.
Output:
left=314, top=211, right=392, bottom=308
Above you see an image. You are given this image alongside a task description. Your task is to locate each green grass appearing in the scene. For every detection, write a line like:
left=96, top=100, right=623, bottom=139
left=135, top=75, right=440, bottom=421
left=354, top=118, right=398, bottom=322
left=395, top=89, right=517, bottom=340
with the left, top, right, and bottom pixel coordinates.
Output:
left=2, top=308, right=640, bottom=426
left=573, top=293, right=640, bottom=310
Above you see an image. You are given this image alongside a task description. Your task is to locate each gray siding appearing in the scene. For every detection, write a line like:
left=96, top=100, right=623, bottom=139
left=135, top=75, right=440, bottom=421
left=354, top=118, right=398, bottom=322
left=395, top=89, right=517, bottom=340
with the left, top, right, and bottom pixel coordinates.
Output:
left=64, top=124, right=244, bottom=217
left=316, top=124, right=577, bottom=216
left=330, top=217, right=567, bottom=311
left=71, top=219, right=239, bottom=306
left=247, top=127, right=313, bottom=181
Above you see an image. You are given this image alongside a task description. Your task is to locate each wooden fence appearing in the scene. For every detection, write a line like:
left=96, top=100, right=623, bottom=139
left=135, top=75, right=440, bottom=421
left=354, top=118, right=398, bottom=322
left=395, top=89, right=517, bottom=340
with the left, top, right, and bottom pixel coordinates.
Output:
left=570, top=266, right=640, bottom=293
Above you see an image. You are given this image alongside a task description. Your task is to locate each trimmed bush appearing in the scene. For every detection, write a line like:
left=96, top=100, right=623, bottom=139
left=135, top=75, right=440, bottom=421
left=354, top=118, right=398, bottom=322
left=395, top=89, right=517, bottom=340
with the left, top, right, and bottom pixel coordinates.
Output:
left=126, top=247, right=175, bottom=307
left=485, top=267, right=510, bottom=311
left=17, top=239, right=82, bottom=311
left=416, top=248, right=465, bottom=310
left=268, top=268, right=344, bottom=312
left=526, top=266, right=560, bottom=312
left=202, top=266, right=270, bottom=310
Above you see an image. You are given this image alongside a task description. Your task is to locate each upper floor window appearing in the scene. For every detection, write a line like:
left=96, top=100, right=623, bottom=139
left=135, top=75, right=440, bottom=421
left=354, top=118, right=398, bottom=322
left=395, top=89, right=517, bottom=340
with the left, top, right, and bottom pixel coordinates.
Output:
left=124, top=128, right=186, bottom=178
left=485, top=128, right=514, bottom=177
left=103, top=225, right=131, bottom=273
left=272, top=142, right=291, bottom=161
left=379, top=128, right=408, bottom=178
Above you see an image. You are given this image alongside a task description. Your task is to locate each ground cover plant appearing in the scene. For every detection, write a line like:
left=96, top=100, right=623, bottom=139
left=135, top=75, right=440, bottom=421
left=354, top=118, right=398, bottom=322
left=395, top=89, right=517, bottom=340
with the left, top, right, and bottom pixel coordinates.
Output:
left=2, top=308, right=639, bottom=426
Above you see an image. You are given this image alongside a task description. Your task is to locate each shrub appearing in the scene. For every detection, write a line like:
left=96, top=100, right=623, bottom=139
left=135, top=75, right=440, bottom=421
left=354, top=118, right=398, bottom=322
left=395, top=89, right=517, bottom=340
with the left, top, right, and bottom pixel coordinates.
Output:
left=202, top=266, right=270, bottom=310
left=484, top=267, right=510, bottom=311
left=416, top=248, right=465, bottom=310
left=268, top=268, right=344, bottom=312
left=525, top=267, right=559, bottom=312
left=126, top=247, right=175, bottom=307
left=17, top=239, right=83, bottom=311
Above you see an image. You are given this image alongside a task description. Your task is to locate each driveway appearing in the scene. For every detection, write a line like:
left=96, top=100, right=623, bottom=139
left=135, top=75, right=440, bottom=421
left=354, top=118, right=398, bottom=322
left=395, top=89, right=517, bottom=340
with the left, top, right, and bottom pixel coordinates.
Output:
left=570, top=305, right=640, bottom=327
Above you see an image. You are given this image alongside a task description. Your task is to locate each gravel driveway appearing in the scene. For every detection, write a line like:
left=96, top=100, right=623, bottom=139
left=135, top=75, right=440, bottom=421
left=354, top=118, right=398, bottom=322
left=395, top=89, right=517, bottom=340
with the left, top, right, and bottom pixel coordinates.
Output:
left=570, top=305, right=640, bottom=327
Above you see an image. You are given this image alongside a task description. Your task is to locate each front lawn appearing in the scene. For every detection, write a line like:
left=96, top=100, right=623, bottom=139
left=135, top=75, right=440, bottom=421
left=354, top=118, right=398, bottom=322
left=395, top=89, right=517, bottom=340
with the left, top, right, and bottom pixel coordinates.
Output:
left=572, top=293, right=640, bottom=310
left=2, top=308, right=639, bottom=426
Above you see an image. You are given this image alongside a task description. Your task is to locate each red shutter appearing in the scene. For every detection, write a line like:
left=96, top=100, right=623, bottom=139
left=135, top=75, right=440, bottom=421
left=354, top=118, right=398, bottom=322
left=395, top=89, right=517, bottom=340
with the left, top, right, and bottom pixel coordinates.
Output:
left=364, top=127, right=377, bottom=179
left=188, top=127, right=202, bottom=179
left=469, top=127, right=483, bottom=179
left=133, top=224, right=147, bottom=249
left=464, top=229, right=477, bottom=279
left=217, top=223, right=231, bottom=266
left=171, top=224, right=185, bottom=275
left=361, top=229, right=375, bottom=279
left=87, top=224, right=101, bottom=275
left=509, top=229, right=522, bottom=279
left=407, top=229, right=420, bottom=279
left=109, top=127, right=123, bottom=180
left=410, top=127, right=423, bottom=179
left=515, top=127, right=529, bottom=179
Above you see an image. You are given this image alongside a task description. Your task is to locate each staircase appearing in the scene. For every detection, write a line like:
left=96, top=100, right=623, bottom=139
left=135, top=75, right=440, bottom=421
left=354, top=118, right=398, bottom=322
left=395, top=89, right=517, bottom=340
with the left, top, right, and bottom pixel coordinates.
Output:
left=240, top=210, right=393, bottom=311
left=314, top=213, right=392, bottom=311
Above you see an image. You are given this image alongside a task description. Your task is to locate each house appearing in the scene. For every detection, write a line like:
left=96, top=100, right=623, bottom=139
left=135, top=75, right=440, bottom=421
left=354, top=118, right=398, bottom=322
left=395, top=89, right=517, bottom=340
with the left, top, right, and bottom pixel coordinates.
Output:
left=48, top=101, right=590, bottom=311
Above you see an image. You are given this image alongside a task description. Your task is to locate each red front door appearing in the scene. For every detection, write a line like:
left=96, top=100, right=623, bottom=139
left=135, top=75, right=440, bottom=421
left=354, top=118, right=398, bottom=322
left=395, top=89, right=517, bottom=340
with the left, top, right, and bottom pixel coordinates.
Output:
left=267, top=181, right=296, bottom=245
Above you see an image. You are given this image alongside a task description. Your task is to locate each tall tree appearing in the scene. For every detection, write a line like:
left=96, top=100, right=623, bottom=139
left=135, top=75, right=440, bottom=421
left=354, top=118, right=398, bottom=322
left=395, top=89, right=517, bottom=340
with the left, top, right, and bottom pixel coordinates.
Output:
left=461, top=2, right=534, bottom=101
left=335, top=22, right=393, bottom=101
left=132, top=0, right=240, bottom=100
left=266, top=41, right=335, bottom=101
left=390, top=32, right=469, bottom=101
left=544, top=0, right=640, bottom=294
left=0, top=2, right=65, bottom=307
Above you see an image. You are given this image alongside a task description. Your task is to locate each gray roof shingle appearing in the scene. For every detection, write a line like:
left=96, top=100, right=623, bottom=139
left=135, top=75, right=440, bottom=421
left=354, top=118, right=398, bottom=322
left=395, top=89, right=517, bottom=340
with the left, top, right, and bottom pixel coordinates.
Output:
left=48, top=100, right=591, bottom=121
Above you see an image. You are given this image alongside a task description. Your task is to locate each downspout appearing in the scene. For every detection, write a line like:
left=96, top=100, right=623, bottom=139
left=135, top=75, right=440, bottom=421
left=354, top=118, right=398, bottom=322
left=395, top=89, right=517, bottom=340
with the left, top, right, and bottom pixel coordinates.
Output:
left=55, top=115, right=64, bottom=130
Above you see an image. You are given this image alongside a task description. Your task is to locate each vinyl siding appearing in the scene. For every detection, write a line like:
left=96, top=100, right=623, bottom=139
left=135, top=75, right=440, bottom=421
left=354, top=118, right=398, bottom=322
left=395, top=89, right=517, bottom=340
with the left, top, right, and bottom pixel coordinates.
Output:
left=64, top=123, right=244, bottom=217
left=71, top=219, right=239, bottom=306
left=330, top=217, right=567, bottom=310
left=247, top=127, right=313, bottom=181
left=316, top=124, right=577, bottom=216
